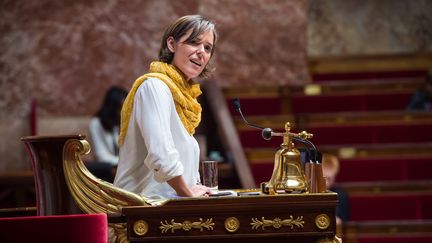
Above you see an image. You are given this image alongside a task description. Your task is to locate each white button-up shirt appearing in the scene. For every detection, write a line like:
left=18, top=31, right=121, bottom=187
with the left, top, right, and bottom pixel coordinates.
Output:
left=114, top=77, right=201, bottom=199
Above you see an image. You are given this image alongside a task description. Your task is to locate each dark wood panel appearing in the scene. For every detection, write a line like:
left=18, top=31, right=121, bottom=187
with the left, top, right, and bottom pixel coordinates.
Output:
left=122, top=192, right=338, bottom=242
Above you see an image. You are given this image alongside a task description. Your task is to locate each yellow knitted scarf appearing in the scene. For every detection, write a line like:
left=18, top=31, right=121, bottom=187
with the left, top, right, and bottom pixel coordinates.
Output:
left=118, top=61, right=202, bottom=145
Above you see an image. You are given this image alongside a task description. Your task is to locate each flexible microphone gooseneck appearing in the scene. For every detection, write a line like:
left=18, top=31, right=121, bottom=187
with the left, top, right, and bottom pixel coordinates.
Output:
left=232, top=98, right=320, bottom=162
left=233, top=98, right=273, bottom=140
left=292, top=137, right=319, bottom=163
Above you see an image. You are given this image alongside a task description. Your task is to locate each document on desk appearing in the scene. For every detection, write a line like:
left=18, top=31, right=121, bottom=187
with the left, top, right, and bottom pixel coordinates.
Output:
left=209, top=190, right=237, bottom=197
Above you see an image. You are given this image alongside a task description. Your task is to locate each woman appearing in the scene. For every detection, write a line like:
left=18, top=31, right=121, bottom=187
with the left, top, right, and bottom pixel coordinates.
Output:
left=88, top=86, right=127, bottom=182
left=89, top=86, right=127, bottom=166
left=114, top=15, right=217, bottom=199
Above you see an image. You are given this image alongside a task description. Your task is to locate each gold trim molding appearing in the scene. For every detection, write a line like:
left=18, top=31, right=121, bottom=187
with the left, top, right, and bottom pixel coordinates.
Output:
left=160, top=218, right=215, bottom=234
left=225, top=217, right=240, bottom=233
left=251, top=216, right=304, bottom=230
left=316, top=236, right=342, bottom=243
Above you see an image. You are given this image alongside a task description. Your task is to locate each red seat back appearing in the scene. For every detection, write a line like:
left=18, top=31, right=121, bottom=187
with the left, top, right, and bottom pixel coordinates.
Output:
left=349, top=194, right=423, bottom=221
left=0, top=213, right=108, bottom=243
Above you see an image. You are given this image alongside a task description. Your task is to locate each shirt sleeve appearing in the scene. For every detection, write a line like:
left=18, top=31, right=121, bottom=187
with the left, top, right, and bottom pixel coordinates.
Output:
left=89, top=118, right=119, bottom=165
left=134, top=78, right=184, bottom=182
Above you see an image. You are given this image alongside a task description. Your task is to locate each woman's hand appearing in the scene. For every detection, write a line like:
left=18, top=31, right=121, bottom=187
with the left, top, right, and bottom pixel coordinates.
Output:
left=167, top=175, right=210, bottom=197
left=190, top=185, right=211, bottom=197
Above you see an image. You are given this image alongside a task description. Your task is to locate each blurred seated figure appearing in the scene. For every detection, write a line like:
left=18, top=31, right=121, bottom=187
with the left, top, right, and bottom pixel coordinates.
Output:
left=407, top=70, right=432, bottom=111
left=322, top=153, right=350, bottom=225
left=87, top=86, right=127, bottom=182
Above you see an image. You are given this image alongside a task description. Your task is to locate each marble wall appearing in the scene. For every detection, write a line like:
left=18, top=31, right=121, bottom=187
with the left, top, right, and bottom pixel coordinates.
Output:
left=308, top=0, right=432, bottom=56
left=0, top=0, right=307, bottom=170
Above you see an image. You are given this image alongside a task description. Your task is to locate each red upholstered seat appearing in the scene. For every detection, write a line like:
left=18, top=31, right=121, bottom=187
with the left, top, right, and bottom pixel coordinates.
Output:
left=227, top=98, right=282, bottom=116
left=336, top=157, right=432, bottom=182
left=420, top=194, right=432, bottom=219
left=250, top=157, right=432, bottom=188
left=357, top=236, right=432, bottom=243
left=336, top=158, right=406, bottom=182
left=312, top=70, right=428, bottom=82
left=291, top=93, right=412, bottom=114
left=239, top=130, right=282, bottom=148
left=349, top=194, right=423, bottom=221
left=250, top=163, right=274, bottom=185
left=307, top=124, right=432, bottom=145
left=407, top=158, right=432, bottom=180
left=227, top=93, right=414, bottom=115
left=0, top=213, right=108, bottom=243
left=238, top=124, right=432, bottom=148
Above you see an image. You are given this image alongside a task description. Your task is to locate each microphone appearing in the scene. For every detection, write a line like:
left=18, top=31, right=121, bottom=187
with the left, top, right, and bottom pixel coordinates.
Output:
left=232, top=98, right=273, bottom=140
left=232, top=98, right=320, bottom=162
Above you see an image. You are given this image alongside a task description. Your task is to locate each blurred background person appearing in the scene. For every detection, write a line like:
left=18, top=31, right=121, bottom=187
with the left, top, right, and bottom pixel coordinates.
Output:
left=406, top=70, right=432, bottom=111
left=87, top=86, right=127, bottom=182
left=322, top=153, right=350, bottom=226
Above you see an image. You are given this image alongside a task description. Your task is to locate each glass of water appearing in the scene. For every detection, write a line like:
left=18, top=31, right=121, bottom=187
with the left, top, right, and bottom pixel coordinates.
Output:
left=201, top=160, right=218, bottom=194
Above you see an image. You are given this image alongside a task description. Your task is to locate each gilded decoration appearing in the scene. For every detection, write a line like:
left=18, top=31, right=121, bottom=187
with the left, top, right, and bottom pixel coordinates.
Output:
left=315, top=214, right=330, bottom=230
left=251, top=216, right=304, bottom=230
left=112, top=223, right=128, bottom=243
left=62, top=138, right=168, bottom=243
left=224, top=217, right=240, bottom=233
left=160, top=218, right=215, bottom=234
left=133, top=220, right=149, bottom=236
left=316, top=236, right=342, bottom=243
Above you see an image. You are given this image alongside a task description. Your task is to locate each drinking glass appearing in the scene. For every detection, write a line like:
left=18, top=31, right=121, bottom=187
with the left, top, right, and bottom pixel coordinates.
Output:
left=201, top=160, right=218, bottom=193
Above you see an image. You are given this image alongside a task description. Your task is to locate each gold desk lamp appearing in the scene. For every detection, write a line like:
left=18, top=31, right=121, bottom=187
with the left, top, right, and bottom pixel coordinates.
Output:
left=261, top=122, right=313, bottom=195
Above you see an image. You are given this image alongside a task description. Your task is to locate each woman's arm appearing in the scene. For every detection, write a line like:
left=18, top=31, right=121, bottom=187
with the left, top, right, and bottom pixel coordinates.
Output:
left=135, top=78, right=207, bottom=196
left=167, top=175, right=209, bottom=197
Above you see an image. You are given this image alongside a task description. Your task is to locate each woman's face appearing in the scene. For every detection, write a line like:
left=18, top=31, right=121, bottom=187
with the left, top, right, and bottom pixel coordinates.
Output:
left=167, top=29, right=214, bottom=80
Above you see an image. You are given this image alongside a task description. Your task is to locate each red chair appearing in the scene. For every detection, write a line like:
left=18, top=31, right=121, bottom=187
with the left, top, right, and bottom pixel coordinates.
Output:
left=420, top=194, right=432, bottom=219
left=336, top=158, right=406, bottom=182
left=0, top=213, right=108, bottom=243
left=290, top=92, right=412, bottom=114
left=407, top=158, right=432, bottom=180
left=357, top=236, right=432, bottom=243
left=349, top=194, right=423, bottom=221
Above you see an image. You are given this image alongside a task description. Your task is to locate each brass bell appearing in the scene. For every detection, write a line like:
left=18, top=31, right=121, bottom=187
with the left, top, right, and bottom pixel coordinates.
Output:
left=261, top=122, right=310, bottom=194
